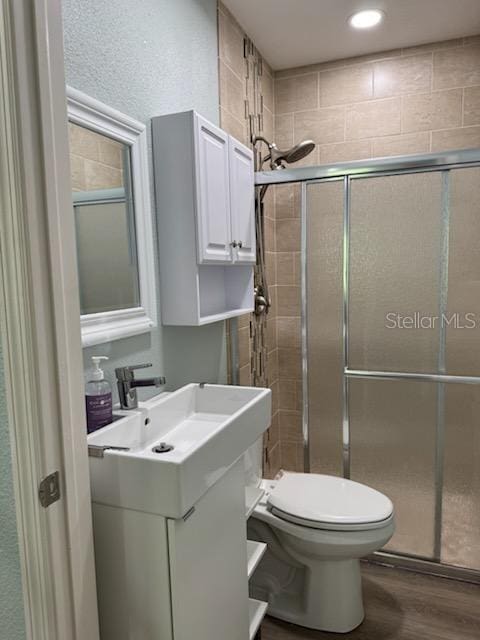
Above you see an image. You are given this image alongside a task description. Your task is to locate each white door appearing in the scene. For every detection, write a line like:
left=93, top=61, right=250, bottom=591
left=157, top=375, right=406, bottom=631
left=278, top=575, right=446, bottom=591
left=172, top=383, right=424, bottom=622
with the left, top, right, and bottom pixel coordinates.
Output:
left=194, top=114, right=233, bottom=263
left=229, top=136, right=256, bottom=264
left=1, top=1, right=100, bottom=638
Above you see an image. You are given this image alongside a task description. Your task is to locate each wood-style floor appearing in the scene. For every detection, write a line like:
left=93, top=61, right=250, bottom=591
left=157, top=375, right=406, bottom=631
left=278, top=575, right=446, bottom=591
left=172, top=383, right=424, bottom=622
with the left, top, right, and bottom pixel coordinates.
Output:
left=261, top=563, right=480, bottom=640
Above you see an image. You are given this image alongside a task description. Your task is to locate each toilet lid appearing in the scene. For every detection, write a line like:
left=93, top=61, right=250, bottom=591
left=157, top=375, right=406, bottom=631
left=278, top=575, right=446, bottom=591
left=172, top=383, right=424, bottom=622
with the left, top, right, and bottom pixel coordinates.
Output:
left=268, top=473, right=393, bottom=527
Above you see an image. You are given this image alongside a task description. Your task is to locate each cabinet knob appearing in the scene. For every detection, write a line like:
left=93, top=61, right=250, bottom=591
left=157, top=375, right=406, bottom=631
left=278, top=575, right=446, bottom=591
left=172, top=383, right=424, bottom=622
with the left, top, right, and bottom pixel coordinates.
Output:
left=230, top=240, right=238, bottom=248
left=237, top=241, right=243, bottom=248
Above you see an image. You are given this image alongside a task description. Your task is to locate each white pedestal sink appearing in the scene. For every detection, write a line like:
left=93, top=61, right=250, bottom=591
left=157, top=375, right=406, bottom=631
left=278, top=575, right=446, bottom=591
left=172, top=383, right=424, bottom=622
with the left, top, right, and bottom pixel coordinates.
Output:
left=87, top=383, right=271, bottom=518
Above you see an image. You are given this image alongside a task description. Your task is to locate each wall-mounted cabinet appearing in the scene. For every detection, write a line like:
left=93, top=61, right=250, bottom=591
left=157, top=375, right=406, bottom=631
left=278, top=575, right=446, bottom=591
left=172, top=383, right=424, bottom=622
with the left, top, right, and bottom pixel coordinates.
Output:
left=152, top=110, right=255, bottom=325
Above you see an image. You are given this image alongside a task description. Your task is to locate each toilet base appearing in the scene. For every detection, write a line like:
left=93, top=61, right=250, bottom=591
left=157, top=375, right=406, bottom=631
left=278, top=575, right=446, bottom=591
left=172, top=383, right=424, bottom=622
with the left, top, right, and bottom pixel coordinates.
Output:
left=266, top=558, right=364, bottom=633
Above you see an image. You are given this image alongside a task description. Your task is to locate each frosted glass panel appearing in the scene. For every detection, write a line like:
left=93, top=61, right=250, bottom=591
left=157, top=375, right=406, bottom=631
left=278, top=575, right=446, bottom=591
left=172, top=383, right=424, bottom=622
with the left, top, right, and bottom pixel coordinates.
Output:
left=349, top=173, right=443, bottom=373
left=306, top=180, right=344, bottom=476
left=445, top=167, right=480, bottom=375
left=304, top=164, right=480, bottom=576
left=75, top=202, right=140, bottom=314
left=442, top=384, right=480, bottom=570
left=349, top=378, right=437, bottom=558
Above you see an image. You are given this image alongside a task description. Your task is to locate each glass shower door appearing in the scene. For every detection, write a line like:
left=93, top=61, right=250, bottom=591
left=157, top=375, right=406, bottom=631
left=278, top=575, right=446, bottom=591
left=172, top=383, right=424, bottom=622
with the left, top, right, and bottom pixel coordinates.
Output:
left=305, top=165, right=480, bottom=573
left=441, top=167, right=480, bottom=571
left=348, top=171, right=444, bottom=560
left=305, top=179, right=344, bottom=478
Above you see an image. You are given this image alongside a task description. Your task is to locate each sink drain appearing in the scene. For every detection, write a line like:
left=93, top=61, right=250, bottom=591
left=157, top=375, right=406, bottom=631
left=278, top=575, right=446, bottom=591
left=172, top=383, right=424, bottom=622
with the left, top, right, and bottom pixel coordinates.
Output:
left=152, top=442, right=174, bottom=454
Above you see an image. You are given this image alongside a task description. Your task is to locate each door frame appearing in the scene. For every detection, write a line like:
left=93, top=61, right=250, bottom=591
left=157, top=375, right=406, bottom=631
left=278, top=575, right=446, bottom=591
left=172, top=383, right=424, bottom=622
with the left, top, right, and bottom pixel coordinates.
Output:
left=0, top=0, right=99, bottom=638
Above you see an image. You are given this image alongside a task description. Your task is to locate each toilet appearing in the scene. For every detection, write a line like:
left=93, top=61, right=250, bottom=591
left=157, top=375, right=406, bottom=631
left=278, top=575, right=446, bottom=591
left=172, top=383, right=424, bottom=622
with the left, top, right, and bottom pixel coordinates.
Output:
left=247, top=471, right=395, bottom=633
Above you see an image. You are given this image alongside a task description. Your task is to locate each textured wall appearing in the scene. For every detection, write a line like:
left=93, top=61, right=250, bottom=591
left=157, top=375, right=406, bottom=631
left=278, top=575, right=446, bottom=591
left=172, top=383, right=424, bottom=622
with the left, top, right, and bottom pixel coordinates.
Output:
left=62, top=0, right=227, bottom=397
left=273, top=36, right=480, bottom=472
left=63, top=0, right=219, bottom=126
left=0, top=343, right=26, bottom=640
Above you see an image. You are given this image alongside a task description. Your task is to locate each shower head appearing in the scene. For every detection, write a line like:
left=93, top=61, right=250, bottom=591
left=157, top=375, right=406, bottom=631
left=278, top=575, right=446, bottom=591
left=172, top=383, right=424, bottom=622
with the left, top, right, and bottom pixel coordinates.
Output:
left=284, top=140, right=316, bottom=164
left=253, top=135, right=315, bottom=170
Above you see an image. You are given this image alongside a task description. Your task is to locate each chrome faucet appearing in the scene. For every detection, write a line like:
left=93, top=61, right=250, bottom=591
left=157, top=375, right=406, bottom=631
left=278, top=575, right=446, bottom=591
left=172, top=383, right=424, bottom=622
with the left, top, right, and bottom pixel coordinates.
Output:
left=115, top=363, right=166, bottom=410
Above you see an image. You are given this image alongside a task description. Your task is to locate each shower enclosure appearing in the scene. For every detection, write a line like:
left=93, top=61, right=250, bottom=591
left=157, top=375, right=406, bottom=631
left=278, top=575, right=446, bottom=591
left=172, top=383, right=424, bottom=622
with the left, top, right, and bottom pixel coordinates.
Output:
left=256, top=149, right=480, bottom=582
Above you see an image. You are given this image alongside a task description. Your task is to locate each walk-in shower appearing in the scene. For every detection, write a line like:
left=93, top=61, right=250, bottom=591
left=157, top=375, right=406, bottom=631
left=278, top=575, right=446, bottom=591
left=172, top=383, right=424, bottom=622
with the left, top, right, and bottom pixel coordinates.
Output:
left=255, top=149, right=480, bottom=583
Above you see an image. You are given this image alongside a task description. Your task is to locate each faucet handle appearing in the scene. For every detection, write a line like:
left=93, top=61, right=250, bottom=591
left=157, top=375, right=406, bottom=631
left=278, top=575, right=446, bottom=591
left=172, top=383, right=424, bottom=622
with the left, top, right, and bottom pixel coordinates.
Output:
left=127, top=363, right=153, bottom=371
left=115, top=363, right=152, bottom=381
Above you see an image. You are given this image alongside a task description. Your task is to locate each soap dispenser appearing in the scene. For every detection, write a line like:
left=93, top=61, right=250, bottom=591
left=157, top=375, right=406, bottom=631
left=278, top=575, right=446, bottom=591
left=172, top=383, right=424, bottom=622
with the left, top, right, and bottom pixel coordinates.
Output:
left=85, top=355, right=113, bottom=433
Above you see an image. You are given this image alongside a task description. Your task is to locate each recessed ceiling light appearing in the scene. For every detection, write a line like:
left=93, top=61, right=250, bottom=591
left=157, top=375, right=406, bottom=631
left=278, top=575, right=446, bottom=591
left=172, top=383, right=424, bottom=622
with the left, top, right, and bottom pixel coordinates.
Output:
left=348, top=9, right=385, bottom=29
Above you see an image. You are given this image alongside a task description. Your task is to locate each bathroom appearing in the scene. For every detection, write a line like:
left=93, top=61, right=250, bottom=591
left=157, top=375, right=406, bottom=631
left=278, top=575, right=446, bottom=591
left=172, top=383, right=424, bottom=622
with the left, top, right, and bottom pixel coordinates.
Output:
left=1, top=0, right=480, bottom=638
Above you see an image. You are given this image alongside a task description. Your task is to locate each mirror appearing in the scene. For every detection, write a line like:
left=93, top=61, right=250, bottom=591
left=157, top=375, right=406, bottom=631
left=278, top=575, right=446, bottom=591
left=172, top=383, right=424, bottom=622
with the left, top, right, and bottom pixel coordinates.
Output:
left=70, top=123, right=140, bottom=315
left=67, top=87, right=156, bottom=346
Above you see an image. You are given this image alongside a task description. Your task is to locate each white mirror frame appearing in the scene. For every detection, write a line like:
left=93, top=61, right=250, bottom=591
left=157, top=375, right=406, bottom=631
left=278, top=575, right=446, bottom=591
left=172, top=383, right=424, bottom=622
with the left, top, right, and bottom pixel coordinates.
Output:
left=67, top=86, right=157, bottom=347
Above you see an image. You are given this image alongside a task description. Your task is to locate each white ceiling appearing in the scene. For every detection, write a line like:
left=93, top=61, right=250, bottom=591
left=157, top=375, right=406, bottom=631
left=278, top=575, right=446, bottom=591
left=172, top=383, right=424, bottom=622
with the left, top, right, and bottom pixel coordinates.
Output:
left=222, top=0, right=480, bottom=70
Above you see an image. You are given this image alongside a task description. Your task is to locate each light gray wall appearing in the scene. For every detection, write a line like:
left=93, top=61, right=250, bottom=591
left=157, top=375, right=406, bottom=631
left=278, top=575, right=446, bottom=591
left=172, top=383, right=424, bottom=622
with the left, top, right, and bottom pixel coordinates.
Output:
left=0, top=343, right=26, bottom=640
left=62, top=0, right=227, bottom=399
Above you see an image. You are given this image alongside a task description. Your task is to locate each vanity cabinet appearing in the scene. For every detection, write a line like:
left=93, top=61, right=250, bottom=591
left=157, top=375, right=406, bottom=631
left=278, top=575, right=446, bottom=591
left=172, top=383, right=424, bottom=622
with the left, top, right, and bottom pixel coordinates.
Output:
left=152, top=110, right=255, bottom=325
left=168, top=459, right=249, bottom=640
left=92, top=459, right=250, bottom=640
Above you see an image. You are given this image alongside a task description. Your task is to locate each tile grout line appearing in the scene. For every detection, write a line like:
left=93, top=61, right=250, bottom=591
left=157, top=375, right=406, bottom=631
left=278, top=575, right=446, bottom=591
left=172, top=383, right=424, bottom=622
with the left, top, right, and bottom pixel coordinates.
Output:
left=276, top=86, right=476, bottom=118
left=274, top=39, right=471, bottom=80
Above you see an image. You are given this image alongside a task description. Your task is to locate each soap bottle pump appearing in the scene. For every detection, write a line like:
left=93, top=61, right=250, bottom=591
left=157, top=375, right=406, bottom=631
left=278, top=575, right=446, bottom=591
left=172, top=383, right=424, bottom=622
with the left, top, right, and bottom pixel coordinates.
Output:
left=85, top=355, right=113, bottom=433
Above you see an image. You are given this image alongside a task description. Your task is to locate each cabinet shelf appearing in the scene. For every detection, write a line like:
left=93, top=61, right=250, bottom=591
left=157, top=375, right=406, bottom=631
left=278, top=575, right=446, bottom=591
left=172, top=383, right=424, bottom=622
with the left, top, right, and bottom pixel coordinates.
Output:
left=198, top=307, right=254, bottom=325
left=247, top=540, right=267, bottom=579
left=245, top=486, right=264, bottom=519
left=248, top=598, right=268, bottom=640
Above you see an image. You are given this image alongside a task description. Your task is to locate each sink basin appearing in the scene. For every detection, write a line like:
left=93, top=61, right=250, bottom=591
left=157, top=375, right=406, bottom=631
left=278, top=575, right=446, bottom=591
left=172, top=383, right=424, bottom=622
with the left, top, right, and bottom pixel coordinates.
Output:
left=87, top=383, right=271, bottom=518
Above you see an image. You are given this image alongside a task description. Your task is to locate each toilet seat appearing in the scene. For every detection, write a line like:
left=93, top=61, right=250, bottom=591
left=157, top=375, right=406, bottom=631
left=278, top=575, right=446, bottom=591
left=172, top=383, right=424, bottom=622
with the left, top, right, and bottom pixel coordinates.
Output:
left=267, top=473, right=394, bottom=532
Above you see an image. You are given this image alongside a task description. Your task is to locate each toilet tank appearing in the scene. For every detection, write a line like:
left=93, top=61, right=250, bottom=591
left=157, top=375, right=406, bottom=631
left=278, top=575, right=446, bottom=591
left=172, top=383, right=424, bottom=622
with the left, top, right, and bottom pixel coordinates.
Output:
left=244, top=436, right=263, bottom=489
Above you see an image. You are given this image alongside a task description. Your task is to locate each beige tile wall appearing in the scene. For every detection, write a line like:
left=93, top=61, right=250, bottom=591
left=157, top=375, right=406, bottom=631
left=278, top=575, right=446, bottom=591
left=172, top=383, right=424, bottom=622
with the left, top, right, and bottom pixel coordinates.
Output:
left=218, top=2, right=280, bottom=478
left=69, top=122, right=124, bottom=191
left=219, top=15, right=480, bottom=475
left=271, top=180, right=304, bottom=472
left=273, top=36, right=480, bottom=472
left=275, top=37, right=480, bottom=164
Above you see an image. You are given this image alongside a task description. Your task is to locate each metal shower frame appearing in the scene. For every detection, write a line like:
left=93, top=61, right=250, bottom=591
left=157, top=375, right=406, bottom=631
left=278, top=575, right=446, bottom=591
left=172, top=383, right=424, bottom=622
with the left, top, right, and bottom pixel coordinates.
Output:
left=255, top=148, right=480, bottom=584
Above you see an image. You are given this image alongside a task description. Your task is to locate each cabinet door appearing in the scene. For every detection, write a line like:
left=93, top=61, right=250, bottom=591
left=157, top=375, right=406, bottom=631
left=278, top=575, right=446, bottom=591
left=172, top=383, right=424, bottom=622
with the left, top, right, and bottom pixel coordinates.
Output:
left=167, top=460, right=249, bottom=640
left=92, top=504, right=173, bottom=640
left=194, top=114, right=233, bottom=263
left=229, top=137, right=256, bottom=264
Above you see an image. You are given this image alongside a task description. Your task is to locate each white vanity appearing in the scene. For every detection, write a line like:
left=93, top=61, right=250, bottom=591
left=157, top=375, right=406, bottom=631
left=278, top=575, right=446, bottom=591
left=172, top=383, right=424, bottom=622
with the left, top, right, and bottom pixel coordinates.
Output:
left=87, top=383, right=271, bottom=640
